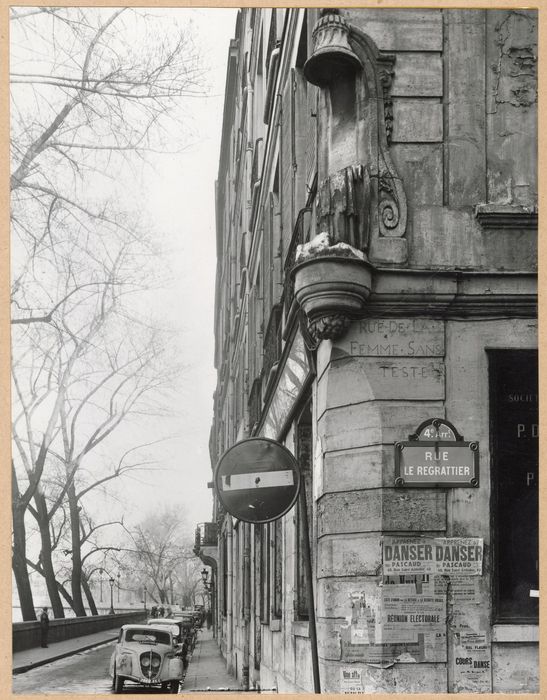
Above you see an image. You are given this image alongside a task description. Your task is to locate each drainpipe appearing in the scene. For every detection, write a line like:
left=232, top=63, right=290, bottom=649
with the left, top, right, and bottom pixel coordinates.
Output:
left=242, top=522, right=251, bottom=690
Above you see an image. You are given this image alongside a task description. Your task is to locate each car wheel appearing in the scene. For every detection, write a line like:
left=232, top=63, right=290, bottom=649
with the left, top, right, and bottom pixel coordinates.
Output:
left=169, top=680, right=179, bottom=693
left=113, top=672, right=124, bottom=694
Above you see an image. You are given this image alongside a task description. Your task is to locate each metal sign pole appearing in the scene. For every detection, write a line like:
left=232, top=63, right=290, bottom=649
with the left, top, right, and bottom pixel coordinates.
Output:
left=299, top=480, right=321, bottom=694
left=215, top=438, right=320, bottom=691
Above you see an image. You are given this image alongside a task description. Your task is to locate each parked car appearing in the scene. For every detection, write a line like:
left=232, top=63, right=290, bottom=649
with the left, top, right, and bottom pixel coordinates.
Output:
left=146, top=618, right=184, bottom=643
left=109, top=624, right=183, bottom=694
left=147, top=618, right=189, bottom=669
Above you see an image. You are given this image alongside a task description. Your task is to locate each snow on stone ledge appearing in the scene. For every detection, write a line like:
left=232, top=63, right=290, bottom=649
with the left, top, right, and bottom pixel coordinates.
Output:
left=295, top=232, right=366, bottom=263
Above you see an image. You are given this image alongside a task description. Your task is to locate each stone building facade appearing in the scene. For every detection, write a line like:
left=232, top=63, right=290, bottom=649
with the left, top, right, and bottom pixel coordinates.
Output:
left=206, top=8, right=538, bottom=694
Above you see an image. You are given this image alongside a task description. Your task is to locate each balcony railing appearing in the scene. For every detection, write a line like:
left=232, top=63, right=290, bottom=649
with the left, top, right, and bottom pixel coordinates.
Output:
left=194, top=522, right=219, bottom=554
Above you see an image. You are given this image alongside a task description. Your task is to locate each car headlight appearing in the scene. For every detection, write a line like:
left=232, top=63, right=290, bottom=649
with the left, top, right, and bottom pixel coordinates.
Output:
left=151, top=656, right=161, bottom=668
left=141, top=656, right=151, bottom=668
left=117, top=653, right=132, bottom=673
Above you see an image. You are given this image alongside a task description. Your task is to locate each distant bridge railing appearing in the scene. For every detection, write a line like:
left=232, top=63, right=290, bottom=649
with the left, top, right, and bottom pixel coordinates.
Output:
left=13, top=611, right=147, bottom=652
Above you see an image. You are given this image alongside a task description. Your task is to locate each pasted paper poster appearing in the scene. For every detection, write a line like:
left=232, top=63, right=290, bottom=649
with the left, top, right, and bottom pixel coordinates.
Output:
left=339, top=589, right=447, bottom=664
left=452, top=630, right=491, bottom=692
left=340, top=667, right=364, bottom=693
left=383, top=537, right=483, bottom=575
left=380, top=594, right=446, bottom=643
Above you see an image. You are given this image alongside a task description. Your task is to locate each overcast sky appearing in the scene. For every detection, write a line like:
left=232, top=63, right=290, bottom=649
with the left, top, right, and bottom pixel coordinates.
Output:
left=9, top=6, right=238, bottom=580
left=121, top=7, right=238, bottom=527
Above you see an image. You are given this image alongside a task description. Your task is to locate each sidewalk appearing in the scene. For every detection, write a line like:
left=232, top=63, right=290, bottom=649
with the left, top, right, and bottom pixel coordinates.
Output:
left=183, top=628, right=239, bottom=692
left=12, top=627, right=120, bottom=674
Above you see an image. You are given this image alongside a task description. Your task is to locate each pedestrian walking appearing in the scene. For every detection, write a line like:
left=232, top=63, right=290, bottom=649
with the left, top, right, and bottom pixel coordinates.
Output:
left=39, top=607, right=49, bottom=648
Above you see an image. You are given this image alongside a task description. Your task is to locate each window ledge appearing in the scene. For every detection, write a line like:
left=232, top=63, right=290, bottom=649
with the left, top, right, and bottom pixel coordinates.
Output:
left=269, top=618, right=282, bottom=632
left=292, top=620, right=309, bottom=638
left=474, top=203, right=538, bottom=229
left=492, top=625, right=539, bottom=643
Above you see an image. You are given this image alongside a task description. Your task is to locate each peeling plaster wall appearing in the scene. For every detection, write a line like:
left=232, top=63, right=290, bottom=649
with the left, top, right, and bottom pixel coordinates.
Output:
left=492, top=644, right=539, bottom=693
left=487, top=11, right=537, bottom=206
left=312, top=318, right=537, bottom=693
left=344, top=9, right=537, bottom=271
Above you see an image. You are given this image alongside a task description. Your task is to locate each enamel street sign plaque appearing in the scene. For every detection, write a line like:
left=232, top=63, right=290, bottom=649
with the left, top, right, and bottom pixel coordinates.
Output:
left=214, top=437, right=301, bottom=523
left=394, top=418, right=479, bottom=488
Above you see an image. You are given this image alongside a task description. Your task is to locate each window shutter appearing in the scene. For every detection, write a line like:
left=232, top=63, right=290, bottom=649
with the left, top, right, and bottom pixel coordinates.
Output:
left=306, top=83, right=318, bottom=186
left=262, top=202, right=272, bottom=322
left=280, top=71, right=295, bottom=262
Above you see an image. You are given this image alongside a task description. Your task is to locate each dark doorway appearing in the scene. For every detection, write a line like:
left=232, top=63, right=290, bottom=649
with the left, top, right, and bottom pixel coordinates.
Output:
left=489, top=349, right=538, bottom=622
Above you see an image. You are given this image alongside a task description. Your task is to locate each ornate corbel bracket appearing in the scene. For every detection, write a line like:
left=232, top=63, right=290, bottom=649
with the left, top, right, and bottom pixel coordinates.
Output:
left=291, top=235, right=373, bottom=341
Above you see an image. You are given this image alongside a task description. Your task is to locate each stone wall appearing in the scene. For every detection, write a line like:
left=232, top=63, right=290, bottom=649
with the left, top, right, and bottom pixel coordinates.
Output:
left=311, top=316, right=537, bottom=693
left=12, top=611, right=147, bottom=652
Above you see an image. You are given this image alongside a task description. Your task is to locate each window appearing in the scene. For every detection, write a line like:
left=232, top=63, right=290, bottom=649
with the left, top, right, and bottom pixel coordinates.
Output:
left=241, top=524, right=248, bottom=620
left=234, top=522, right=240, bottom=617
left=489, top=349, right=538, bottom=622
left=254, top=525, right=263, bottom=669
left=295, top=401, right=312, bottom=619
left=222, top=535, right=228, bottom=617
left=260, top=524, right=270, bottom=623
left=126, top=629, right=170, bottom=645
left=272, top=518, right=283, bottom=619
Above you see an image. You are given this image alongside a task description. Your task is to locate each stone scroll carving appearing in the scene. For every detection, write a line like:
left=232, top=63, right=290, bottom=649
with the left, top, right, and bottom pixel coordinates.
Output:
left=304, top=9, right=408, bottom=265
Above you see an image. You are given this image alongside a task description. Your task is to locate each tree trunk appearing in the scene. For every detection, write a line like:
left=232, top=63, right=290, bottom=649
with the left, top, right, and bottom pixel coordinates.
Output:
left=67, top=480, right=87, bottom=616
left=57, top=583, right=75, bottom=610
left=82, top=576, right=98, bottom=615
left=12, top=502, right=36, bottom=621
left=34, top=493, right=65, bottom=618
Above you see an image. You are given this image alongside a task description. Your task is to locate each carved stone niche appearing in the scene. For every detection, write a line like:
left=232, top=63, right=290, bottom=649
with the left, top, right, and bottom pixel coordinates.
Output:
left=304, top=9, right=407, bottom=266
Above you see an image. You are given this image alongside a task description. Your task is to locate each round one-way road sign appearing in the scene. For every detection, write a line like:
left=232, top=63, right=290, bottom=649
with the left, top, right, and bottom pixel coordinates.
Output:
left=214, top=438, right=301, bottom=524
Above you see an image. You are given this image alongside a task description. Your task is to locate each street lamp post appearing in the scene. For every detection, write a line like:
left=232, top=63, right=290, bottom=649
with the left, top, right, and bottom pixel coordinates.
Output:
left=201, top=568, right=213, bottom=629
left=143, top=586, right=147, bottom=613
left=109, top=577, right=115, bottom=615
left=99, top=568, right=104, bottom=602
left=201, top=568, right=208, bottom=585
left=117, top=572, right=120, bottom=603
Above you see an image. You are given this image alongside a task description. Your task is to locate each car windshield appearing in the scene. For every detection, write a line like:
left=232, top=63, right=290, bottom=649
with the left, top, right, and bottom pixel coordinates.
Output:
left=147, top=620, right=181, bottom=637
left=125, top=628, right=171, bottom=645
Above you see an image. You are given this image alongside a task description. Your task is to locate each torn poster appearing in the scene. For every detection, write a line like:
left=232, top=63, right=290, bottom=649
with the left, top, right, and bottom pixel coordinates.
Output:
left=339, top=589, right=447, bottom=663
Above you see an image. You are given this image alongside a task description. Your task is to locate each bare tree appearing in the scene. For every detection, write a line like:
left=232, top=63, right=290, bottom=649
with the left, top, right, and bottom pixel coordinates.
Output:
left=13, top=278, right=180, bottom=618
left=11, top=7, right=202, bottom=620
left=12, top=280, right=116, bottom=618
left=59, top=438, right=166, bottom=617
left=123, top=509, right=196, bottom=607
left=10, top=6, right=203, bottom=326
